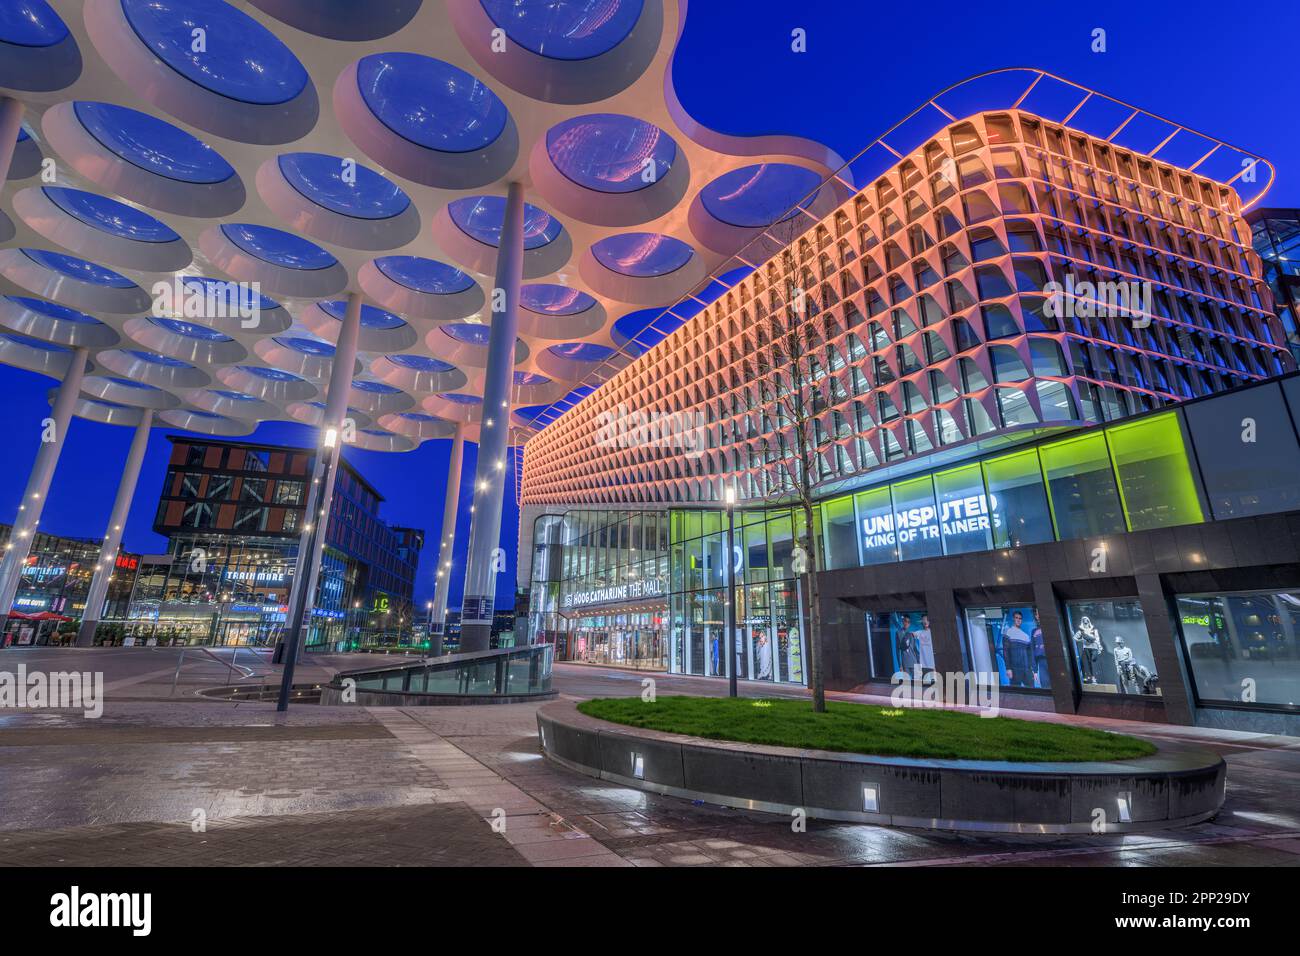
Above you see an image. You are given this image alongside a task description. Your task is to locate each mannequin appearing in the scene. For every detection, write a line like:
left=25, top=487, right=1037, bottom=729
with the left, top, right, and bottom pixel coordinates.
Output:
left=1072, top=615, right=1103, bottom=683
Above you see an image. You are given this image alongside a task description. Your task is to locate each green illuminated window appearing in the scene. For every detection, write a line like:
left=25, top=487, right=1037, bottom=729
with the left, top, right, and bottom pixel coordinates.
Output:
left=1039, top=432, right=1125, bottom=540
left=891, top=476, right=943, bottom=561
left=822, top=496, right=859, bottom=569
left=982, top=450, right=1054, bottom=548
left=1105, top=413, right=1204, bottom=530
left=934, top=464, right=994, bottom=554
left=855, top=486, right=897, bottom=565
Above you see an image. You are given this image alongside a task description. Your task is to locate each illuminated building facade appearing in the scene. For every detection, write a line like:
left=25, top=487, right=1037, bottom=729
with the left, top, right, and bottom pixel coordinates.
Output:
left=118, top=436, right=421, bottom=647
left=0, top=524, right=139, bottom=644
left=521, top=100, right=1300, bottom=731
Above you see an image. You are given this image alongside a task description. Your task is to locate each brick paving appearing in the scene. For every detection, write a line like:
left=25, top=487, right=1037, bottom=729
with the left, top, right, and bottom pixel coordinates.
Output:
left=0, top=659, right=1297, bottom=866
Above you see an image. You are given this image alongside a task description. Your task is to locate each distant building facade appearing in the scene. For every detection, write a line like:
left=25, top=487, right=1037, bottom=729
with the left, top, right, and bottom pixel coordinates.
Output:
left=117, top=436, right=422, bottom=648
left=0, top=524, right=139, bottom=644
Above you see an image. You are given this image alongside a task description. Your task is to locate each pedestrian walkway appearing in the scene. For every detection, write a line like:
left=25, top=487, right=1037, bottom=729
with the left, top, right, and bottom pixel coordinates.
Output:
left=0, top=663, right=1297, bottom=866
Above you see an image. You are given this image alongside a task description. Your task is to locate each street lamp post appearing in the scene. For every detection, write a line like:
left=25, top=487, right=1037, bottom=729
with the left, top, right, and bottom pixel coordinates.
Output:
left=724, top=486, right=738, bottom=698
left=277, top=427, right=337, bottom=712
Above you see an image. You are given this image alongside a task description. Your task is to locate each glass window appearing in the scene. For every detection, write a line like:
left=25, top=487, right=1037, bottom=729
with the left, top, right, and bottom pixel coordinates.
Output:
left=1176, top=590, right=1300, bottom=710
left=865, top=609, right=930, bottom=680
left=855, top=486, right=898, bottom=565
left=767, top=513, right=794, bottom=577
left=1105, top=413, right=1204, bottom=531
left=982, top=450, right=1054, bottom=547
left=743, top=520, right=769, bottom=584
left=891, top=476, right=943, bottom=561
left=1039, top=432, right=1125, bottom=539
left=822, top=496, right=859, bottom=570
left=934, top=464, right=994, bottom=554
left=770, top=580, right=806, bottom=684
left=240, top=477, right=266, bottom=503
left=1185, top=383, right=1300, bottom=519
left=964, top=605, right=1049, bottom=689
left=1064, top=598, right=1159, bottom=695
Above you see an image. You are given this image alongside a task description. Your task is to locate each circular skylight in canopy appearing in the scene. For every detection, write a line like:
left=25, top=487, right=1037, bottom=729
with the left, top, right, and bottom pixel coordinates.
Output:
left=43, top=187, right=180, bottom=243
left=441, top=324, right=493, bottom=346
left=73, top=102, right=235, bottom=184
left=107, top=376, right=161, bottom=390
left=479, top=0, right=643, bottom=60
left=0, top=1, right=69, bottom=47
left=5, top=296, right=103, bottom=325
left=592, top=233, right=693, bottom=277
left=2, top=331, right=70, bottom=351
left=21, top=249, right=136, bottom=287
left=220, top=223, right=337, bottom=270
left=317, top=300, right=407, bottom=330
left=700, top=163, right=823, bottom=228
left=120, top=0, right=309, bottom=106
left=386, top=354, right=456, bottom=372
left=357, top=52, right=508, bottom=153
left=177, top=274, right=279, bottom=314
left=240, top=365, right=303, bottom=382
left=149, top=316, right=233, bottom=341
left=547, top=342, right=617, bottom=361
left=278, top=153, right=411, bottom=220
left=126, top=349, right=194, bottom=368
left=515, top=372, right=552, bottom=386
left=520, top=284, right=597, bottom=315
left=546, top=114, right=675, bottom=193
left=439, top=392, right=481, bottom=405
left=449, top=196, right=561, bottom=249
left=352, top=379, right=401, bottom=394
left=273, top=336, right=335, bottom=356
left=374, top=256, right=474, bottom=295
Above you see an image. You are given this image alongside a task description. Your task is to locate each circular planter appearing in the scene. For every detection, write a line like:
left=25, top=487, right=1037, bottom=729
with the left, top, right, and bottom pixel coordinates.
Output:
left=537, top=699, right=1226, bottom=835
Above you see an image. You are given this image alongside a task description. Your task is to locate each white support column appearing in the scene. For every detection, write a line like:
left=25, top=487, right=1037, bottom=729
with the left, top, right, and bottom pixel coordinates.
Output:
left=427, top=423, right=465, bottom=656
left=0, top=97, right=24, bottom=185
left=76, top=409, right=153, bottom=646
left=0, top=348, right=88, bottom=619
left=459, top=181, right=525, bottom=652
left=277, top=292, right=362, bottom=659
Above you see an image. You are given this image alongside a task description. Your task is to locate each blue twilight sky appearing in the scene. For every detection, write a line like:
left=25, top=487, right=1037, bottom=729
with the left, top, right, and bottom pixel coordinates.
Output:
left=3, top=0, right=1299, bottom=609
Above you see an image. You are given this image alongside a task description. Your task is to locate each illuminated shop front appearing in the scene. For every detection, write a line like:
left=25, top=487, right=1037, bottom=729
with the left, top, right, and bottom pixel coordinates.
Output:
left=524, top=372, right=1300, bottom=727
left=526, top=507, right=810, bottom=685
left=527, top=510, right=671, bottom=670
left=0, top=525, right=140, bottom=644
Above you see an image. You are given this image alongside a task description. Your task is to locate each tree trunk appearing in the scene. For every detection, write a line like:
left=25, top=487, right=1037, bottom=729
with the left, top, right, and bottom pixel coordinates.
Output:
left=801, top=496, right=825, bottom=712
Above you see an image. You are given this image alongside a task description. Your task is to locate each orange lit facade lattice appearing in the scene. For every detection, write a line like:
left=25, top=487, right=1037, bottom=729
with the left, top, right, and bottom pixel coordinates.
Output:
left=521, top=109, right=1293, bottom=509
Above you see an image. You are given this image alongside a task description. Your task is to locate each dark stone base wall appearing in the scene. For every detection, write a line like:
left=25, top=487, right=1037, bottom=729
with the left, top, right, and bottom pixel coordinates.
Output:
left=539, top=700, right=1228, bottom=833
left=817, top=509, right=1300, bottom=732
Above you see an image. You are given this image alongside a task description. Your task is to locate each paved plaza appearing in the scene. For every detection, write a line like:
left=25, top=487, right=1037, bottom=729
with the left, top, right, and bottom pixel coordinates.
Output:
left=0, top=653, right=1298, bottom=867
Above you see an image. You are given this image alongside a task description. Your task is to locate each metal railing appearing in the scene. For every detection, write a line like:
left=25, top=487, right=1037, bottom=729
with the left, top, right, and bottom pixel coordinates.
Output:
left=334, top=643, right=554, bottom=698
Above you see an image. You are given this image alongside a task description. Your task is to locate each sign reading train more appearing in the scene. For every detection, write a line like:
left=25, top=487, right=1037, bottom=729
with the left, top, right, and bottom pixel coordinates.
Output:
left=563, top=578, right=665, bottom=610
left=861, top=492, right=1002, bottom=561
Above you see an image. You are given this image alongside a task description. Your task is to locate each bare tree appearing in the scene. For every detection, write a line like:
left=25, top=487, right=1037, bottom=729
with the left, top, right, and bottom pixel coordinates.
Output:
left=740, top=212, right=839, bottom=712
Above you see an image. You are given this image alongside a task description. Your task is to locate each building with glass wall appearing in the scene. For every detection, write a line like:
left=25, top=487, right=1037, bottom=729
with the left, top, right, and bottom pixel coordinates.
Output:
left=0, top=524, right=139, bottom=645
left=520, top=102, right=1300, bottom=731
left=1249, top=208, right=1300, bottom=364
left=118, top=436, right=421, bottom=648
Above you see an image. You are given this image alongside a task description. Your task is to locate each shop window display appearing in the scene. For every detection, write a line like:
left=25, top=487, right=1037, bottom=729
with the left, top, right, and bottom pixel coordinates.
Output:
left=865, top=609, right=930, bottom=680
left=1064, top=598, right=1160, bottom=695
left=963, top=605, right=1050, bottom=689
left=1176, top=590, right=1300, bottom=710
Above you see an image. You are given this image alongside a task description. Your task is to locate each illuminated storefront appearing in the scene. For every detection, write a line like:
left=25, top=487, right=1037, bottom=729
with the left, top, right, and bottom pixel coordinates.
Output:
left=0, top=525, right=139, bottom=644
left=518, top=97, right=1300, bottom=728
